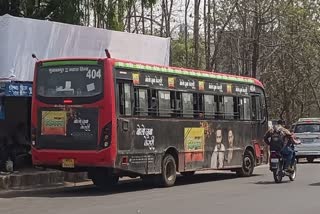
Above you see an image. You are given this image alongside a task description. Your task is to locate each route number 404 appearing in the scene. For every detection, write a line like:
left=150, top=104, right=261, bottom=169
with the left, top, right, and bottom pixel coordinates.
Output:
left=86, top=69, right=102, bottom=79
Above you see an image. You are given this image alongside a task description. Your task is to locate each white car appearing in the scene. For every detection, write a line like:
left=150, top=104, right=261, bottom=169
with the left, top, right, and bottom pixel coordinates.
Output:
left=292, top=118, right=320, bottom=163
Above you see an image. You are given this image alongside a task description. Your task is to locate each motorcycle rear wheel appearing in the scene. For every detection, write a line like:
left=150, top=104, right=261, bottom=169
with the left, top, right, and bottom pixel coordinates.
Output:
left=273, top=171, right=283, bottom=183
left=289, top=161, right=297, bottom=181
left=273, top=162, right=283, bottom=183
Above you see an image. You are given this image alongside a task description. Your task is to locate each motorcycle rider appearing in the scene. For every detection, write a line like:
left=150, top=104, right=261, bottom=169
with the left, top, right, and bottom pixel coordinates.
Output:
left=264, top=119, right=299, bottom=172
left=288, top=131, right=301, bottom=168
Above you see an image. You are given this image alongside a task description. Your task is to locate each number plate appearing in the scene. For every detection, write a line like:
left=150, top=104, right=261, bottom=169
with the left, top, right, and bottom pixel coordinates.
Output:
left=62, top=159, right=75, bottom=168
left=270, top=158, right=279, bottom=163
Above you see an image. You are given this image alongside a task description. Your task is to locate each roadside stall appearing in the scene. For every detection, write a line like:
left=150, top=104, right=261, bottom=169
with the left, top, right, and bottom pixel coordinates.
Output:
left=0, top=81, right=32, bottom=171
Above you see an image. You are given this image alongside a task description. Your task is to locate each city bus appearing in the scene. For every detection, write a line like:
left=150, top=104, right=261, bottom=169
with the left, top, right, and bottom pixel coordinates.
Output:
left=31, top=56, right=268, bottom=188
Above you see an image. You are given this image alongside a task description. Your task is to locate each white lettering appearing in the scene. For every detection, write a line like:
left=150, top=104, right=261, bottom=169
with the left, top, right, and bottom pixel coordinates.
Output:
left=179, top=79, right=195, bottom=89
left=136, top=124, right=155, bottom=150
left=208, top=83, right=223, bottom=92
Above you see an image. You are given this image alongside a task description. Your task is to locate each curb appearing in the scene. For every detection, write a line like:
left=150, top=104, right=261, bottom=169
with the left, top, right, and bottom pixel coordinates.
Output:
left=0, top=170, right=88, bottom=190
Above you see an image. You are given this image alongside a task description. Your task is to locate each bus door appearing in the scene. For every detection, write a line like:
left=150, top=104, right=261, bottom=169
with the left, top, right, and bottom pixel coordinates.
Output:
left=116, top=80, right=157, bottom=174
left=116, top=80, right=133, bottom=151
left=250, top=92, right=267, bottom=163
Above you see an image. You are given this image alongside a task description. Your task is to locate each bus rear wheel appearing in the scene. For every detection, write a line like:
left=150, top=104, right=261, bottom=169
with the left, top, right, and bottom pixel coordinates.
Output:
left=236, top=150, right=255, bottom=177
left=180, top=171, right=195, bottom=176
left=89, top=169, right=119, bottom=190
left=307, top=157, right=314, bottom=163
left=160, top=154, right=177, bottom=187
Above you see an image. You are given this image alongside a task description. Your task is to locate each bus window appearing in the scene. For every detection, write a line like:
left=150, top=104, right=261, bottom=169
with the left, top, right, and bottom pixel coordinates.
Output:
left=233, top=97, right=240, bottom=120
left=239, top=97, right=251, bottom=120
left=251, top=95, right=262, bottom=120
left=118, top=82, right=132, bottom=116
left=260, top=93, right=267, bottom=121
left=182, top=93, right=193, bottom=118
left=148, top=89, right=158, bottom=116
left=244, top=98, right=251, bottom=120
left=171, top=91, right=182, bottom=117
left=204, top=94, right=215, bottom=119
left=215, top=95, right=223, bottom=119
left=134, top=88, right=148, bottom=116
left=224, top=96, right=234, bottom=120
left=158, top=91, right=172, bottom=117
left=193, top=93, right=204, bottom=118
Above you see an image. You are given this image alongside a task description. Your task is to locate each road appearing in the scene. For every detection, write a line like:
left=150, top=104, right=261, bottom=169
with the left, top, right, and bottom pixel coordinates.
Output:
left=1, top=161, right=320, bottom=214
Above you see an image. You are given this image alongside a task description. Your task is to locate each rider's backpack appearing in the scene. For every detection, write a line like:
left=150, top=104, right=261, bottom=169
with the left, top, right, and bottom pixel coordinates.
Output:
left=270, top=127, right=285, bottom=151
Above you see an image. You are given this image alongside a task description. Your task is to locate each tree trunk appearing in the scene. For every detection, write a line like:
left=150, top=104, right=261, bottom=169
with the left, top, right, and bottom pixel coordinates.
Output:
left=204, top=0, right=208, bottom=70
left=194, top=0, right=201, bottom=68
left=251, top=0, right=260, bottom=78
left=160, top=0, right=165, bottom=37
left=141, top=0, right=145, bottom=34
left=133, top=3, right=139, bottom=33
left=150, top=5, right=153, bottom=35
left=184, top=0, right=191, bottom=67
left=206, top=0, right=211, bottom=70
left=126, top=2, right=132, bottom=32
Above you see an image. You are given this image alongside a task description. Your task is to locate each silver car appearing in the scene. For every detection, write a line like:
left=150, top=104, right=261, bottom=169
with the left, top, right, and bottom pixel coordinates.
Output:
left=292, top=118, right=320, bottom=163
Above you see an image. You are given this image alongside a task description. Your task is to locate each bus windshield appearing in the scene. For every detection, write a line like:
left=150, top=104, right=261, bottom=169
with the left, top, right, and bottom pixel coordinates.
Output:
left=37, top=62, right=103, bottom=97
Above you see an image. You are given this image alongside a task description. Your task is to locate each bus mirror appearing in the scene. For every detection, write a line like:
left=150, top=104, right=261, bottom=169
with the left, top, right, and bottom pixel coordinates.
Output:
left=261, top=117, right=267, bottom=124
left=32, top=53, right=39, bottom=61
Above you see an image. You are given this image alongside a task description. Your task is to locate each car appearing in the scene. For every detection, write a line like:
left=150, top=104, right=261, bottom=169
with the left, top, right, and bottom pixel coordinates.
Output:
left=292, top=118, right=320, bottom=163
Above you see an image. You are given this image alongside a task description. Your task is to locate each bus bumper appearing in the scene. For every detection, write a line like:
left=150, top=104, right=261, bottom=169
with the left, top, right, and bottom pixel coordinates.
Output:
left=31, top=148, right=115, bottom=169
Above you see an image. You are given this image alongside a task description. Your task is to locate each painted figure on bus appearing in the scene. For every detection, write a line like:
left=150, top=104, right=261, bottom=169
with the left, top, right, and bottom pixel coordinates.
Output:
left=211, top=127, right=225, bottom=169
left=225, top=128, right=243, bottom=165
left=226, top=129, right=234, bottom=164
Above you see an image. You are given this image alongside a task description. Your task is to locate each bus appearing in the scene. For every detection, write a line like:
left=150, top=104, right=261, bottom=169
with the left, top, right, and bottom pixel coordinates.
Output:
left=31, top=56, right=269, bottom=188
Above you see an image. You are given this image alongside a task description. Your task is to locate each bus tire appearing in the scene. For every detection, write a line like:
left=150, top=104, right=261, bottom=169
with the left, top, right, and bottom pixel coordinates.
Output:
left=160, top=154, right=177, bottom=187
left=307, top=157, right=314, bottom=163
left=141, top=175, right=157, bottom=186
left=236, top=150, right=255, bottom=177
left=90, top=169, right=119, bottom=190
left=180, top=171, right=195, bottom=176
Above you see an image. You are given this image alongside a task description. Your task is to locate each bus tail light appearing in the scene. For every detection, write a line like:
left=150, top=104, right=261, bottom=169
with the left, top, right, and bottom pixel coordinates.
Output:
left=100, top=122, right=112, bottom=148
left=31, top=126, right=37, bottom=146
left=121, top=156, right=129, bottom=166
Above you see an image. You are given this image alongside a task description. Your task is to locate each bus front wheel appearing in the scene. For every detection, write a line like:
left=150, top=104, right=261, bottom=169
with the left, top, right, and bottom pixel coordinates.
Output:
left=160, top=154, right=177, bottom=187
left=236, top=150, right=255, bottom=177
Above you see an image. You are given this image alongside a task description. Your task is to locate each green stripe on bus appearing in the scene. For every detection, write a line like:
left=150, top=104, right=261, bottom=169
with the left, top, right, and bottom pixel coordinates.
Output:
left=115, top=62, right=255, bottom=84
left=42, top=60, right=98, bottom=67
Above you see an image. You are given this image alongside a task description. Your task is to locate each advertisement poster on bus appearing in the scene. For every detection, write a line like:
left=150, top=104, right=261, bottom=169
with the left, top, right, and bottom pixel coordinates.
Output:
left=41, top=111, right=67, bottom=135
left=184, top=127, right=205, bottom=162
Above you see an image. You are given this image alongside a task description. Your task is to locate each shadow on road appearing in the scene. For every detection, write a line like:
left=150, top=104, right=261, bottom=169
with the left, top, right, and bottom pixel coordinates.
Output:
left=309, top=182, right=320, bottom=186
left=254, top=180, right=291, bottom=185
left=0, top=172, right=261, bottom=198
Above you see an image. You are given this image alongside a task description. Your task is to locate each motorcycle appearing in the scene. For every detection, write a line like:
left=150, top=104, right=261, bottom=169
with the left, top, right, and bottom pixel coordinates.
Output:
left=269, top=147, right=297, bottom=183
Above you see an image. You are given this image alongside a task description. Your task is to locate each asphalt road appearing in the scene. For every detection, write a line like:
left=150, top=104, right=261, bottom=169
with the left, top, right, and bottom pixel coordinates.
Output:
left=1, top=161, right=320, bottom=214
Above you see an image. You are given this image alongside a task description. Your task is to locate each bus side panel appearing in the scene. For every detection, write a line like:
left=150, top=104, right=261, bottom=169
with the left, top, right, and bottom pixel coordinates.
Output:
left=116, top=118, right=256, bottom=175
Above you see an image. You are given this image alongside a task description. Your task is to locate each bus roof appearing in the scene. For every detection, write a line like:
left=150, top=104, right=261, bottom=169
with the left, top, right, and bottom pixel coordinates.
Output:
left=113, top=59, right=264, bottom=88
left=37, top=57, right=264, bottom=88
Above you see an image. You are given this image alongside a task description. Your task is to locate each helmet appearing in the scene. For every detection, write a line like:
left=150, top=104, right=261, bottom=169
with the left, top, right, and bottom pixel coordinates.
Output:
left=277, top=119, right=285, bottom=125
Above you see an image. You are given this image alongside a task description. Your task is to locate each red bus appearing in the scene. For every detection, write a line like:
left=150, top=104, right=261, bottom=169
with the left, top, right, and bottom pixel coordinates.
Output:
left=31, top=56, right=268, bottom=188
